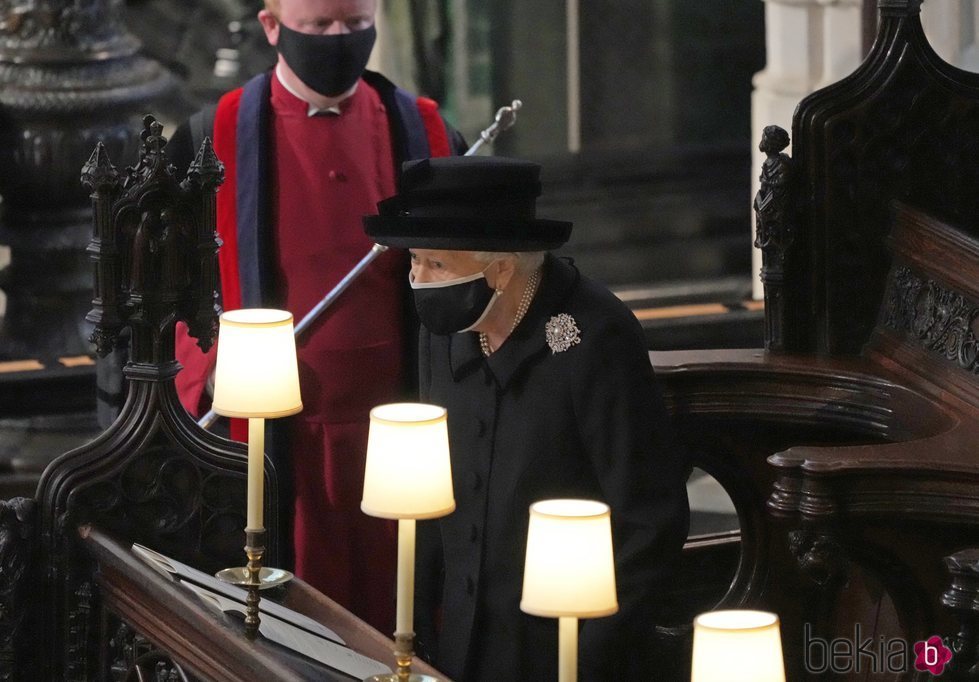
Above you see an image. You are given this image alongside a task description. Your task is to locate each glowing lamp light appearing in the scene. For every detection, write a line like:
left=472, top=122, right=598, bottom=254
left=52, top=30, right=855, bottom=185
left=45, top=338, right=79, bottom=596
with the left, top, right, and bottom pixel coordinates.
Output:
left=521, top=499, right=618, bottom=682
left=691, top=610, right=786, bottom=682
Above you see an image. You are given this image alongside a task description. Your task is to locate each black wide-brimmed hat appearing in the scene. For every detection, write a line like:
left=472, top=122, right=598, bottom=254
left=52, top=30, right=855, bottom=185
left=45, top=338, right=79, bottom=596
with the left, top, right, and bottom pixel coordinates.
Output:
left=363, top=156, right=572, bottom=251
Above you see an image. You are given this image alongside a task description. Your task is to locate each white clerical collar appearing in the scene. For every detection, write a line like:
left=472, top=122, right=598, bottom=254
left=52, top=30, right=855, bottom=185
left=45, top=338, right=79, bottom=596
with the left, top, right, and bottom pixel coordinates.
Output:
left=275, top=64, right=343, bottom=117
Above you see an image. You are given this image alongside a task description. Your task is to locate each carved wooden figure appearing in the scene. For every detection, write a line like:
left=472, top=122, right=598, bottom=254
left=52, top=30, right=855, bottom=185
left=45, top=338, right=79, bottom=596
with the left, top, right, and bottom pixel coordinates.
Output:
left=753, top=124, right=794, bottom=351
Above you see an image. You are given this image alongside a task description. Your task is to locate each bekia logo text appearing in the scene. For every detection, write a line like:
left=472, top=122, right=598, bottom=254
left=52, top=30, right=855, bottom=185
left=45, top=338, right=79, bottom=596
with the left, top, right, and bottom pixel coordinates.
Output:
left=804, top=623, right=952, bottom=675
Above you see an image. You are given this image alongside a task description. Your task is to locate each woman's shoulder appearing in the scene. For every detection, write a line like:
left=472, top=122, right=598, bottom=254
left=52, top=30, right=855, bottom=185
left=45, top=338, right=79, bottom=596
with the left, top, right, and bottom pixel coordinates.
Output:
left=542, top=260, right=646, bottom=356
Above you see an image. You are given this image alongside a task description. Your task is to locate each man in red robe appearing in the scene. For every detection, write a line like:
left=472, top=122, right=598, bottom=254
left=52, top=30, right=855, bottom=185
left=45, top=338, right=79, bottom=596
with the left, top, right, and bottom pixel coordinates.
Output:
left=167, top=0, right=464, bottom=633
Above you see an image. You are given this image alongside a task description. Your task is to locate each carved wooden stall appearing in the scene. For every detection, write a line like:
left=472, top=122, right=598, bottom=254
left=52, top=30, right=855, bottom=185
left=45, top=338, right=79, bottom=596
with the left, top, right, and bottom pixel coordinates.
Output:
left=0, top=118, right=443, bottom=681
left=652, top=0, right=979, bottom=679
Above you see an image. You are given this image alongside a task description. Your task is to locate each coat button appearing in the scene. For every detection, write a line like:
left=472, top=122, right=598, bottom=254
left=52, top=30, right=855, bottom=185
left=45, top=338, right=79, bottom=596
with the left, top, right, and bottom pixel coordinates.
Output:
left=470, top=524, right=478, bottom=542
left=466, top=576, right=475, bottom=595
left=328, top=170, right=337, bottom=181
left=469, top=472, right=482, bottom=491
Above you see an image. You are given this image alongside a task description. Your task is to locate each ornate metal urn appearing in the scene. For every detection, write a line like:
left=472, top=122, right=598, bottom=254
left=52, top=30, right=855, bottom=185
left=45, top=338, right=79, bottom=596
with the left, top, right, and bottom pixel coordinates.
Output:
left=0, top=0, right=173, bottom=359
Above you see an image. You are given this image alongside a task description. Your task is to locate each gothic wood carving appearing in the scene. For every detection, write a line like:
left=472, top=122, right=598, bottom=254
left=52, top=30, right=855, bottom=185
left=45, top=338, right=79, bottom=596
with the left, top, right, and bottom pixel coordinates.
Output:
left=81, top=116, right=222, bottom=361
left=788, top=530, right=848, bottom=588
left=107, top=619, right=192, bottom=682
left=882, top=266, right=979, bottom=375
left=0, top=497, right=35, bottom=681
left=19, top=116, right=281, bottom=681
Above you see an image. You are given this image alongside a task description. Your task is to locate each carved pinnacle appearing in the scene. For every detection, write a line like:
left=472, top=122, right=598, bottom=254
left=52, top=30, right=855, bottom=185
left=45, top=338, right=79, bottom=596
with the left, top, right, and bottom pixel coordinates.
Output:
left=185, top=137, right=225, bottom=190
left=80, top=143, right=119, bottom=192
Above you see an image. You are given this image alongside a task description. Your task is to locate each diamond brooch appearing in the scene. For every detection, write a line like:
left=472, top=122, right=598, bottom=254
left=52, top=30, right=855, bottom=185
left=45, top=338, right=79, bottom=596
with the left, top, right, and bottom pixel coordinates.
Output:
left=545, top=313, right=581, bottom=353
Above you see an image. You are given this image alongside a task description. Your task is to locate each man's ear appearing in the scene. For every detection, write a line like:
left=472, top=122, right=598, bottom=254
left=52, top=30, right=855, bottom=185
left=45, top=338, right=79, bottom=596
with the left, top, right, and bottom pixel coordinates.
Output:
left=258, top=9, right=280, bottom=46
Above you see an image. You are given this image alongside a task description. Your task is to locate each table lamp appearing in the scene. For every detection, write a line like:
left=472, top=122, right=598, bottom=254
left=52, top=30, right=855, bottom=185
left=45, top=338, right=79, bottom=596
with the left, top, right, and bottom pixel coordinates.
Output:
left=520, top=499, right=619, bottom=682
left=361, top=403, right=456, bottom=682
left=691, top=610, right=785, bottom=682
left=210, top=308, right=303, bottom=638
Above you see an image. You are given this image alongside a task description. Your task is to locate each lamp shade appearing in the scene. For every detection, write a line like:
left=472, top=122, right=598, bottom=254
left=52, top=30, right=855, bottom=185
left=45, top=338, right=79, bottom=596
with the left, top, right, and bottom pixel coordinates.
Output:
left=361, top=403, right=456, bottom=519
left=520, top=499, right=619, bottom=618
left=691, top=610, right=785, bottom=682
left=211, top=309, right=303, bottom=418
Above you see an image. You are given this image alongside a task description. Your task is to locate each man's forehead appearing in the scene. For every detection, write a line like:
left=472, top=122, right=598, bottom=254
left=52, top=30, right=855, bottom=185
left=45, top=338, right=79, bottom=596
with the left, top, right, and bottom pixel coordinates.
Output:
left=280, top=0, right=376, bottom=18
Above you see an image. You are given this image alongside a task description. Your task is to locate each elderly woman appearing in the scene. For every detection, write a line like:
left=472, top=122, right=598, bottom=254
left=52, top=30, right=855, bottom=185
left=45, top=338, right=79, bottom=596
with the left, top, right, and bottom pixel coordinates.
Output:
left=364, top=156, right=689, bottom=682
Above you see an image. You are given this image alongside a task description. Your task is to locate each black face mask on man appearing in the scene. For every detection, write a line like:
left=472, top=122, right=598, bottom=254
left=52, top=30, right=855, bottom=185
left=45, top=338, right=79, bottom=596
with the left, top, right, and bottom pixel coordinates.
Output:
left=275, top=23, right=377, bottom=98
left=410, top=269, right=501, bottom=336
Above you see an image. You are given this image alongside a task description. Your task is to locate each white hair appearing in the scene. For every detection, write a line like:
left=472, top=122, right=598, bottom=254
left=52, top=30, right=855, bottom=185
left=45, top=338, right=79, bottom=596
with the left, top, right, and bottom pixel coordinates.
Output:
left=471, top=251, right=545, bottom=275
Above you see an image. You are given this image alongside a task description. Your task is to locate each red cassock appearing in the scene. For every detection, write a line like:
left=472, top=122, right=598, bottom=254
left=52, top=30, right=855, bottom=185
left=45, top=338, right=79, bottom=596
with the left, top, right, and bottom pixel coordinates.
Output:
left=272, top=75, right=404, bottom=632
left=175, top=70, right=453, bottom=633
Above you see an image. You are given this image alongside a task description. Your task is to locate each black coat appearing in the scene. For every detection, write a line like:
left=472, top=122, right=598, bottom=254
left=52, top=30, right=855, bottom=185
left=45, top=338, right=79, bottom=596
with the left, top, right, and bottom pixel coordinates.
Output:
left=416, top=254, right=690, bottom=681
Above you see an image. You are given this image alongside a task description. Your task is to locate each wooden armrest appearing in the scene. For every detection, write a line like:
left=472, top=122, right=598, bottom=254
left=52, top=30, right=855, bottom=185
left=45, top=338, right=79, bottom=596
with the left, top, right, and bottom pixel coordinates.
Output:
left=768, top=425, right=979, bottom=523
left=648, top=348, right=954, bottom=442
left=82, top=525, right=306, bottom=681
left=80, top=527, right=451, bottom=681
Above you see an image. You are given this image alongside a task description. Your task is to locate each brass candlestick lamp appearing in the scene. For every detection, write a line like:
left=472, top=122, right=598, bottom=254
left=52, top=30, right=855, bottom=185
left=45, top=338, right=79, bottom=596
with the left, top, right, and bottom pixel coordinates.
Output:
left=361, top=403, right=456, bottom=681
left=211, top=308, right=303, bottom=638
left=520, top=499, right=619, bottom=682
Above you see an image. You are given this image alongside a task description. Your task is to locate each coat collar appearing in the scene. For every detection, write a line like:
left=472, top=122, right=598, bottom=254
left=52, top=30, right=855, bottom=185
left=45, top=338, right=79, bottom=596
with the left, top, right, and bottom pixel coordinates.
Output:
left=448, top=254, right=580, bottom=389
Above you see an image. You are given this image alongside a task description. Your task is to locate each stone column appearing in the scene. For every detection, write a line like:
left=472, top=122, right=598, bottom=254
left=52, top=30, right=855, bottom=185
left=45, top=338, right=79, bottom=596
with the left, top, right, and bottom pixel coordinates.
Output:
left=370, top=0, right=416, bottom=91
left=965, top=0, right=979, bottom=71
left=750, top=0, right=863, bottom=299
left=920, top=0, right=979, bottom=72
left=816, top=0, right=865, bottom=87
left=448, top=0, right=493, bottom=139
left=0, top=0, right=173, bottom=360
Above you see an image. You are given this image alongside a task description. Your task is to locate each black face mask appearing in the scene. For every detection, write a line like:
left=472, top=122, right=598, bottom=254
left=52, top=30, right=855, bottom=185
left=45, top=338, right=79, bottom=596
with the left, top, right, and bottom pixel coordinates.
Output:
left=275, top=23, right=376, bottom=98
left=410, top=270, right=500, bottom=336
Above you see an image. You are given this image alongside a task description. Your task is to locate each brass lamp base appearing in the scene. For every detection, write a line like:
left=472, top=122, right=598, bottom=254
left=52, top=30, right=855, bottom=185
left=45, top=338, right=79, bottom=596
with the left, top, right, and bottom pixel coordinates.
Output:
left=214, top=528, right=287, bottom=639
left=215, top=566, right=293, bottom=589
left=364, top=632, right=441, bottom=682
